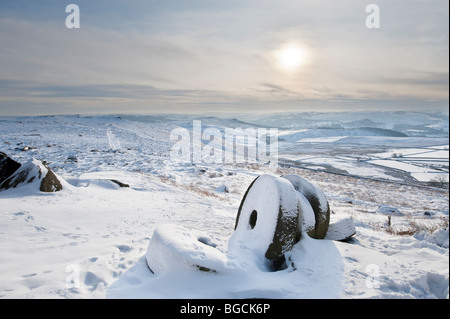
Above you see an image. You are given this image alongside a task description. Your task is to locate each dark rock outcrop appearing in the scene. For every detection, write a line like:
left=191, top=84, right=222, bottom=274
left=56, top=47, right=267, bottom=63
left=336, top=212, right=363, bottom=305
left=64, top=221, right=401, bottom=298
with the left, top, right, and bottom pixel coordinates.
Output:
left=110, top=179, right=130, bottom=188
left=0, top=152, right=21, bottom=184
left=0, top=158, right=63, bottom=192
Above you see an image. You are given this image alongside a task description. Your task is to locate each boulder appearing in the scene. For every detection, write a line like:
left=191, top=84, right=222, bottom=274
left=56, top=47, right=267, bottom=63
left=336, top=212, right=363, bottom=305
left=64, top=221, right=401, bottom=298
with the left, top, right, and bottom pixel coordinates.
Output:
left=0, top=158, right=63, bottom=192
left=282, top=175, right=330, bottom=239
left=40, top=164, right=63, bottom=192
left=0, top=152, right=21, bottom=184
left=325, top=215, right=356, bottom=241
left=229, top=174, right=301, bottom=271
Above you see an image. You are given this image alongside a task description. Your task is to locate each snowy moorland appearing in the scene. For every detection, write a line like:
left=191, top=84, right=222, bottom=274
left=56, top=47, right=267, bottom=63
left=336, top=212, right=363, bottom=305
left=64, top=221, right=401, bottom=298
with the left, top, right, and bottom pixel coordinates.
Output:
left=0, top=112, right=448, bottom=299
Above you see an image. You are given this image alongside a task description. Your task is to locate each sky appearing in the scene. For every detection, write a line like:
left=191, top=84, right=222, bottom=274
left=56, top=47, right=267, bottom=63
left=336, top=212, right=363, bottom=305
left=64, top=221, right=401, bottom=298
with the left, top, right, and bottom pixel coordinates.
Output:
left=0, top=0, right=448, bottom=115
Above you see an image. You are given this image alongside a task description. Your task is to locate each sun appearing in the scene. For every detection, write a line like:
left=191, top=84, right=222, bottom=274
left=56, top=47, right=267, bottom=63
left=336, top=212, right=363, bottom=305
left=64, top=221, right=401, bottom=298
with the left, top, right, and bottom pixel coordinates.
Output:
left=275, top=44, right=308, bottom=73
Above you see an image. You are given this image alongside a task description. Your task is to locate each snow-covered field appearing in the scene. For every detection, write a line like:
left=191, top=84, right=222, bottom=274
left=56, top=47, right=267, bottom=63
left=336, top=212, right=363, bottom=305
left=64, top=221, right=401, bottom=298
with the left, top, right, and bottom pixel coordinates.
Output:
left=0, top=112, right=448, bottom=299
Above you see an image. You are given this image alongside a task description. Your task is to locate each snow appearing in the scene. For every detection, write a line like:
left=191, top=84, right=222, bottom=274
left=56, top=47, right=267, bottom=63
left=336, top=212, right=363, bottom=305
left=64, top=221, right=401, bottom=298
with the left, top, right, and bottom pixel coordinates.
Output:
left=281, top=155, right=404, bottom=181
left=276, top=115, right=448, bottom=184
left=109, top=234, right=345, bottom=299
left=0, top=113, right=448, bottom=299
left=325, top=215, right=356, bottom=241
left=401, top=150, right=448, bottom=159
left=368, top=159, right=444, bottom=182
left=337, top=228, right=449, bottom=299
left=295, top=136, right=349, bottom=143
left=426, top=145, right=449, bottom=150
left=417, top=228, right=449, bottom=249
left=370, top=147, right=449, bottom=159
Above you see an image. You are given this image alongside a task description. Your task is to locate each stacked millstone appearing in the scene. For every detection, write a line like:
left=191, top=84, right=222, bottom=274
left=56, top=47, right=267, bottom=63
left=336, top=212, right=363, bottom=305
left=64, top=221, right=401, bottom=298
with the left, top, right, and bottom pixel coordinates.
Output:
left=145, top=173, right=356, bottom=274
left=230, top=174, right=355, bottom=271
left=282, top=175, right=331, bottom=239
left=0, top=153, right=63, bottom=192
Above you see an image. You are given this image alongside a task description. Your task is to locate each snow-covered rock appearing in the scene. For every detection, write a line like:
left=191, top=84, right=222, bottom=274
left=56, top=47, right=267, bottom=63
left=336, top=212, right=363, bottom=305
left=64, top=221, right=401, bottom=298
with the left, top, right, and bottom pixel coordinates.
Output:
left=0, top=152, right=21, bottom=184
left=146, top=224, right=228, bottom=275
left=376, top=205, right=402, bottom=216
left=228, top=174, right=301, bottom=271
left=0, top=158, right=65, bottom=192
left=282, top=174, right=330, bottom=239
left=325, top=214, right=356, bottom=241
left=214, top=185, right=229, bottom=193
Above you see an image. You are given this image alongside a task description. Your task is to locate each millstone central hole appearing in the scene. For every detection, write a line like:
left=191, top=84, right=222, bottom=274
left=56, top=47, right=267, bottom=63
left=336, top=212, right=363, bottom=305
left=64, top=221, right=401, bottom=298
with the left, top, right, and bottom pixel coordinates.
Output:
left=249, top=210, right=257, bottom=229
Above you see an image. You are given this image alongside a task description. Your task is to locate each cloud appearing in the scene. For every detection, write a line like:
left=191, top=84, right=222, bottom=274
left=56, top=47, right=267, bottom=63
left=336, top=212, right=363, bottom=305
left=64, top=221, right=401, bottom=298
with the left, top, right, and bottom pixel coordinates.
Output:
left=0, top=0, right=448, bottom=115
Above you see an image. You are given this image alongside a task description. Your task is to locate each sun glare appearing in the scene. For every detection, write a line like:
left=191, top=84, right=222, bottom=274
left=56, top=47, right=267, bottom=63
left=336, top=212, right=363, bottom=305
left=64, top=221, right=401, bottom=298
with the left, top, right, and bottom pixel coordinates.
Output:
left=276, top=44, right=308, bottom=73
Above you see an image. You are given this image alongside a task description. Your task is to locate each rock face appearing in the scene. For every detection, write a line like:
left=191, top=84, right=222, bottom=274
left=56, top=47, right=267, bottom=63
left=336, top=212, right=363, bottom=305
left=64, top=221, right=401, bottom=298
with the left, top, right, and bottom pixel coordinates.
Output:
left=0, top=158, right=63, bottom=192
left=40, top=165, right=63, bottom=192
left=282, top=175, right=331, bottom=239
left=0, top=152, right=21, bottom=184
left=230, top=174, right=301, bottom=271
left=144, top=173, right=356, bottom=276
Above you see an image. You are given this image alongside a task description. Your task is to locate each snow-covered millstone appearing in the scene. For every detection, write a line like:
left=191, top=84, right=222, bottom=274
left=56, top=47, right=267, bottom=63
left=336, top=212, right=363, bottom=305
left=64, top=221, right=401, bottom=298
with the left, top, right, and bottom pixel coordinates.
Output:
left=325, top=215, right=356, bottom=241
left=145, top=224, right=228, bottom=274
left=282, top=174, right=330, bottom=239
left=228, top=174, right=301, bottom=271
left=0, top=158, right=66, bottom=192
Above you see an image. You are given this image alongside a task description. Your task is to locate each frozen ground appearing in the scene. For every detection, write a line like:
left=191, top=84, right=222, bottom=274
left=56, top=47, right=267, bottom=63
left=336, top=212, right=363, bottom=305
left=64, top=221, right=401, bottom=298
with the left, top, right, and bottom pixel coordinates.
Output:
left=0, top=112, right=448, bottom=299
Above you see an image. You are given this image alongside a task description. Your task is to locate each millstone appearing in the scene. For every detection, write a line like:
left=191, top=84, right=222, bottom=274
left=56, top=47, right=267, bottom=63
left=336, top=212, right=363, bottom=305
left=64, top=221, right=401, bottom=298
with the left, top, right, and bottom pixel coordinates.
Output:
left=282, top=175, right=330, bottom=239
left=230, top=174, right=302, bottom=271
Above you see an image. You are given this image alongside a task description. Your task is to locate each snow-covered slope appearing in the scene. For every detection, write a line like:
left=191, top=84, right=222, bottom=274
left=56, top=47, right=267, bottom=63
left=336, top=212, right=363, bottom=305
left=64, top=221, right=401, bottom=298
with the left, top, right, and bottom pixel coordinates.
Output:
left=0, top=113, right=448, bottom=299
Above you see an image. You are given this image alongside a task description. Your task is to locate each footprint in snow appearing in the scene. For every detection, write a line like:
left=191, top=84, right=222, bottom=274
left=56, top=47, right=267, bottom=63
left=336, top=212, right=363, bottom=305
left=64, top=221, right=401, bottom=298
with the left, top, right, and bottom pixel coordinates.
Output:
left=83, top=271, right=106, bottom=292
left=11, top=211, right=34, bottom=222
left=116, top=244, right=132, bottom=253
